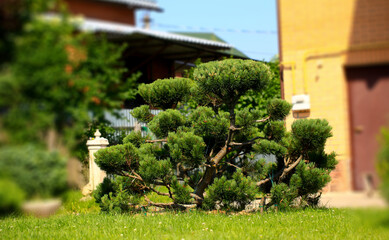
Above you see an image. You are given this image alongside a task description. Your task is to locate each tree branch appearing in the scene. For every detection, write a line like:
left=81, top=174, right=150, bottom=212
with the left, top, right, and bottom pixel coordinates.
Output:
left=256, top=155, right=303, bottom=187
left=229, top=136, right=265, bottom=146
left=147, top=185, right=170, bottom=196
left=256, top=116, right=270, bottom=123
left=122, top=171, right=170, bottom=197
left=229, top=126, right=243, bottom=131
left=226, top=162, right=242, bottom=169
left=143, top=195, right=188, bottom=210
left=145, top=139, right=167, bottom=143
left=165, top=183, right=174, bottom=199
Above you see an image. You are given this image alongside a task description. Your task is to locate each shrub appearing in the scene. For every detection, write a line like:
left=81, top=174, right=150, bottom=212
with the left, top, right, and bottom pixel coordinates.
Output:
left=0, top=179, right=25, bottom=215
left=93, top=177, right=142, bottom=213
left=203, top=170, right=257, bottom=211
left=94, top=59, right=336, bottom=212
left=0, top=144, right=67, bottom=199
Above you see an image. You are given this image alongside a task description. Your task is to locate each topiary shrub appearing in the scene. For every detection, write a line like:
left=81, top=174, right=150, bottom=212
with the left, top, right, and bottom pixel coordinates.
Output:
left=203, top=170, right=257, bottom=211
left=0, top=144, right=67, bottom=199
left=0, top=179, right=25, bottom=215
left=94, top=59, right=337, bottom=212
left=93, top=176, right=142, bottom=213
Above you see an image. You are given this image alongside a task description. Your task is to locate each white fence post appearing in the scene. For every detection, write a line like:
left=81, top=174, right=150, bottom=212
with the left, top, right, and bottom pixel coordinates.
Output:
left=82, top=129, right=109, bottom=196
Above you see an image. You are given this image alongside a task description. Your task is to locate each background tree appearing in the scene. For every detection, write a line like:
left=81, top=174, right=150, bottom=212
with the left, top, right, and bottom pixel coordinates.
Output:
left=0, top=0, right=139, bottom=211
left=0, top=5, right=139, bottom=151
left=94, top=59, right=337, bottom=212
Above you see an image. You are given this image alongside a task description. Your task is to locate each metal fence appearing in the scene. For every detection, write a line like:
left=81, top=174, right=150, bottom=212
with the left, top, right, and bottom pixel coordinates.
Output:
left=104, top=109, right=162, bottom=137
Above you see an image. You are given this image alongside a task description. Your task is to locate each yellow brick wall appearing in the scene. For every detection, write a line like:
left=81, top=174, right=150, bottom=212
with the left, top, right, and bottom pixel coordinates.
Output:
left=279, top=0, right=358, bottom=191
left=279, top=0, right=389, bottom=191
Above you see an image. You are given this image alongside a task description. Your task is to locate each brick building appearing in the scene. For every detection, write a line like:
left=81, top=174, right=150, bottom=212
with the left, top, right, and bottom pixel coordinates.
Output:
left=278, top=0, right=389, bottom=191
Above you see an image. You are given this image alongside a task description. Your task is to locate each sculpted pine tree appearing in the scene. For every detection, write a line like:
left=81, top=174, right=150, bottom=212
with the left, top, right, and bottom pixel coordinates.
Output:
left=94, top=59, right=337, bottom=212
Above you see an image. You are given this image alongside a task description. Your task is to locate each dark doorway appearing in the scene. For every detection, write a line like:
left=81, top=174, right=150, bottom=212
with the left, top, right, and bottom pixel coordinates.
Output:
left=346, top=64, right=389, bottom=190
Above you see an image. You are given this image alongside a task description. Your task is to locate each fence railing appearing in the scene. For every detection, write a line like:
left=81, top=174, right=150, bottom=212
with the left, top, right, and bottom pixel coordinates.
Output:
left=104, top=109, right=162, bottom=137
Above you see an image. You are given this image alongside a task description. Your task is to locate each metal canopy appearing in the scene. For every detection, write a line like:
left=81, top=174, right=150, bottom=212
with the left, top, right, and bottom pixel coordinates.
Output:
left=78, top=18, right=243, bottom=62
left=95, top=0, right=163, bottom=12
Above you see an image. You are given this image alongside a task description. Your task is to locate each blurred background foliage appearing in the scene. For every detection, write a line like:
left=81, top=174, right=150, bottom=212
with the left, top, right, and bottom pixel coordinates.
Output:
left=0, top=0, right=139, bottom=214
left=377, top=127, right=389, bottom=202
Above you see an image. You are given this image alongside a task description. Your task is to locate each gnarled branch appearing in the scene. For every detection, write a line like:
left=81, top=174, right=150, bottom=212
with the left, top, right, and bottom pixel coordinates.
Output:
left=256, top=155, right=303, bottom=187
left=145, top=138, right=167, bottom=143
left=256, top=116, right=270, bottom=123
left=143, top=195, right=188, bottom=210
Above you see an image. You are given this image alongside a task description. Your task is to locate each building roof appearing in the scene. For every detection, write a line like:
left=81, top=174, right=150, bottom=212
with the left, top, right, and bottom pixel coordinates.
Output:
left=173, top=32, right=248, bottom=59
left=42, top=14, right=247, bottom=63
left=96, top=0, right=163, bottom=12
left=78, top=18, right=232, bottom=49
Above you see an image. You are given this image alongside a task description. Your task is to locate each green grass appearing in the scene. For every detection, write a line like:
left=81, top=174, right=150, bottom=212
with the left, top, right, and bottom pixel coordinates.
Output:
left=1, top=208, right=389, bottom=239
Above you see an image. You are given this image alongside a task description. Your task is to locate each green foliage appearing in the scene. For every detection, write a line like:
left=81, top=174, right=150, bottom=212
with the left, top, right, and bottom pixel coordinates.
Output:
left=289, top=162, right=331, bottom=198
left=0, top=9, right=139, bottom=152
left=270, top=183, right=297, bottom=210
left=1, top=209, right=389, bottom=239
left=267, top=99, right=292, bottom=121
left=148, top=109, right=186, bottom=138
left=236, top=57, right=281, bottom=112
left=138, top=155, right=172, bottom=184
left=291, top=119, right=332, bottom=153
left=60, top=190, right=100, bottom=214
left=193, top=59, right=271, bottom=106
left=76, top=121, right=128, bottom=166
left=123, top=131, right=151, bottom=148
left=188, top=107, right=229, bottom=143
left=131, top=105, right=154, bottom=123
left=167, top=130, right=206, bottom=168
left=308, top=151, right=338, bottom=170
left=203, top=170, right=257, bottom=211
left=377, top=127, right=389, bottom=202
left=253, top=139, right=287, bottom=157
left=95, top=59, right=336, bottom=212
left=235, top=109, right=262, bottom=127
left=94, top=177, right=142, bottom=213
left=100, top=188, right=132, bottom=214
left=0, top=179, right=25, bottom=215
left=0, top=0, right=55, bottom=66
left=95, top=143, right=139, bottom=174
left=93, top=178, right=115, bottom=205
left=264, top=121, right=287, bottom=142
left=171, top=178, right=192, bottom=204
left=138, top=142, right=170, bottom=160
left=0, top=145, right=67, bottom=199
left=138, top=77, right=192, bottom=110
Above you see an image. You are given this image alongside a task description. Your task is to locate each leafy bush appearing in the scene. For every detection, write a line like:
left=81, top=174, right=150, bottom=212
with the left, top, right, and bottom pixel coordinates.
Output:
left=203, top=170, right=257, bottom=211
left=0, top=145, right=67, bottom=199
left=0, top=179, right=25, bottom=215
left=93, top=177, right=142, bottom=213
left=138, top=77, right=192, bottom=110
left=270, top=183, right=297, bottom=210
left=123, top=130, right=151, bottom=148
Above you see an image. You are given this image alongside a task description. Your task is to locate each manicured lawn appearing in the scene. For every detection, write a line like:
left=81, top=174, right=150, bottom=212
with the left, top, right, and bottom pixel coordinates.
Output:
left=1, top=208, right=388, bottom=239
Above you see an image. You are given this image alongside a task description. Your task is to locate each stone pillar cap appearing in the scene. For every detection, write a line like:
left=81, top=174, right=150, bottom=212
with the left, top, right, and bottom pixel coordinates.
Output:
left=87, top=129, right=109, bottom=146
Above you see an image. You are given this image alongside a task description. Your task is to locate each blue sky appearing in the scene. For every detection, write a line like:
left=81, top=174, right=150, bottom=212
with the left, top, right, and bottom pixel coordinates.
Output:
left=136, top=0, right=278, bottom=61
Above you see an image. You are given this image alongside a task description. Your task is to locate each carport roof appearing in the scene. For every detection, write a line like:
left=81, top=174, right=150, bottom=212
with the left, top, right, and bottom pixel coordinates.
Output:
left=96, top=0, right=163, bottom=12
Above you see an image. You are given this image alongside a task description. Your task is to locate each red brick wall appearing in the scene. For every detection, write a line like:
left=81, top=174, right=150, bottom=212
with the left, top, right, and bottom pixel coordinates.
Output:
left=64, top=0, right=135, bottom=25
